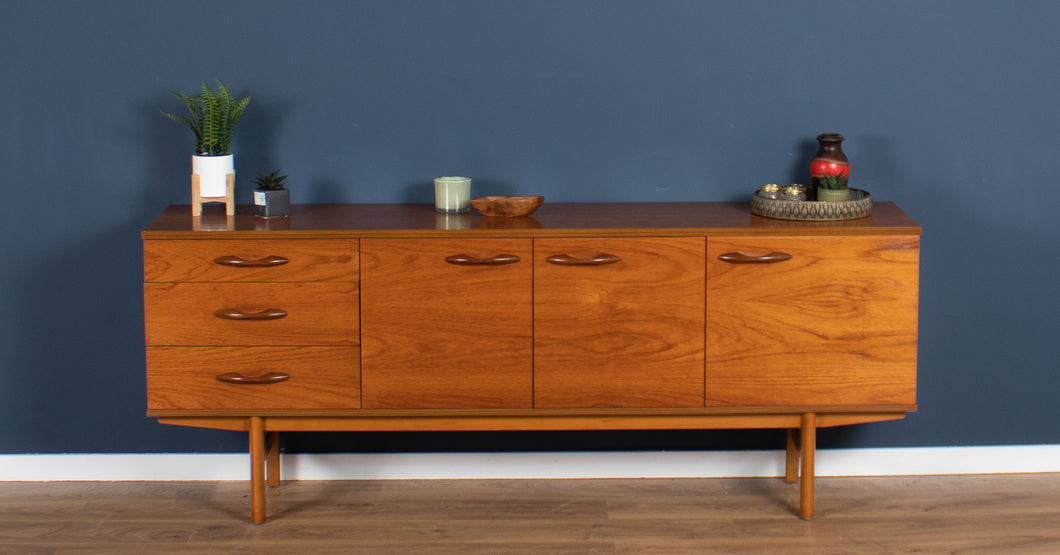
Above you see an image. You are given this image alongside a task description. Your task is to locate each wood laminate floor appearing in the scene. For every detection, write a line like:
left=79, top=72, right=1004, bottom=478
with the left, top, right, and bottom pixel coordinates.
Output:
left=0, top=474, right=1058, bottom=554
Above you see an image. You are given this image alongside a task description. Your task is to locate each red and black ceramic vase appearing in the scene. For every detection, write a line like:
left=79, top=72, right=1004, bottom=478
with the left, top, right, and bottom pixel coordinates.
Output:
left=810, top=133, right=850, bottom=200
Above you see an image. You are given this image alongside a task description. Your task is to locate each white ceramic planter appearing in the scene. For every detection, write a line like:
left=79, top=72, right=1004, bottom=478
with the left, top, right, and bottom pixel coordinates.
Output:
left=192, top=154, right=235, bottom=198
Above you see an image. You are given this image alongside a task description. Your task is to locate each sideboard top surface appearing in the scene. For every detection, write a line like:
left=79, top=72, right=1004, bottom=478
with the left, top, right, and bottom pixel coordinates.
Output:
left=143, top=202, right=920, bottom=239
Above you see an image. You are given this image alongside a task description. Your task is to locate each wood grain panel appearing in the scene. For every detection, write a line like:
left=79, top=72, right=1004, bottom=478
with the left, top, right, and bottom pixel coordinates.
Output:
left=706, top=235, right=919, bottom=406
left=147, top=346, right=359, bottom=410
left=534, top=238, right=705, bottom=408
left=360, top=239, right=533, bottom=409
left=144, top=282, right=359, bottom=346
left=143, top=239, right=358, bottom=282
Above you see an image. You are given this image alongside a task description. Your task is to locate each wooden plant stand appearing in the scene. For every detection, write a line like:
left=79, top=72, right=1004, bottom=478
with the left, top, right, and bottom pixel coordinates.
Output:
left=191, top=173, right=235, bottom=216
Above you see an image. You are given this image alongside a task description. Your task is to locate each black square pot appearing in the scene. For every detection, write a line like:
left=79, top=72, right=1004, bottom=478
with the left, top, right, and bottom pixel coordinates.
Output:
left=253, top=188, right=290, bottom=218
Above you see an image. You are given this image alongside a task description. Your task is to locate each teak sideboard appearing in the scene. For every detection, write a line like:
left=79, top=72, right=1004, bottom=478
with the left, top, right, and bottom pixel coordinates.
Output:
left=142, top=202, right=920, bottom=523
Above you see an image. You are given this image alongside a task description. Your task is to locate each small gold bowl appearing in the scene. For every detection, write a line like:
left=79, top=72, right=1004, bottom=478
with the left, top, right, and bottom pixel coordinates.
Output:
left=471, top=196, right=544, bottom=217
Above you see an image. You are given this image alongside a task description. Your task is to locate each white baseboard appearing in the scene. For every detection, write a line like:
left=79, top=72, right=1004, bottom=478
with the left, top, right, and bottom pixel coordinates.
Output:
left=2, top=446, right=1058, bottom=481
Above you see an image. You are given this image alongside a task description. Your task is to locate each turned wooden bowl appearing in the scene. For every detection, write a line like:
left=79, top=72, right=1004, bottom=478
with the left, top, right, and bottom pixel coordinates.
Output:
left=471, top=196, right=544, bottom=217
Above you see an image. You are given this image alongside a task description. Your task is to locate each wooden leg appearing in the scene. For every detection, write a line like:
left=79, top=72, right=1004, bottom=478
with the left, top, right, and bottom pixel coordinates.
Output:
left=799, top=413, right=817, bottom=520
left=266, top=431, right=281, bottom=487
left=191, top=174, right=203, bottom=217
left=224, top=173, right=236, bottom=215
left=785, top=428, right=799, bottom=483
left=249, top=417, right=267, bottom=524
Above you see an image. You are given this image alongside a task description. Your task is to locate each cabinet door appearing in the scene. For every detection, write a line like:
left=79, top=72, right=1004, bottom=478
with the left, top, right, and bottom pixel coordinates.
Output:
left=360, top=239, right=533, bottom=409
left=706, top=236, right=919, bottom=407
left=534, top=238, right=705, bottom=408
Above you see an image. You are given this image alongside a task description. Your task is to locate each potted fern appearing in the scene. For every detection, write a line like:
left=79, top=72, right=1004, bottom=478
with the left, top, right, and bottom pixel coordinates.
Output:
left=816, top=171, right=850, bottom=202
left=162, top=80, right=251, bottom=212
left=252, top=170, right=290, bottom=218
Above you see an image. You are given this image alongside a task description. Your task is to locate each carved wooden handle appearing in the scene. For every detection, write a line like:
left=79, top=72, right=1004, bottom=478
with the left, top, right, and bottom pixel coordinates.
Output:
left=545, top=253, right=622, bottom=266
left=214, top=255, right=290, bottom=267
left=445, top=254, right=521, bottom=265
left=216, top=372, right=291, bottom=384
left=717, top=251, right=793, bottom=264
left=213, top=308, right=288, bottom=320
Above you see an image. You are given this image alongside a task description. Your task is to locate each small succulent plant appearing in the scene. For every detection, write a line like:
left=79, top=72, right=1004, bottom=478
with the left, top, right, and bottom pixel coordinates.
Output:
left=816, top=171, right=848, bottom=190
left=252, top=170, right=288, bottom=190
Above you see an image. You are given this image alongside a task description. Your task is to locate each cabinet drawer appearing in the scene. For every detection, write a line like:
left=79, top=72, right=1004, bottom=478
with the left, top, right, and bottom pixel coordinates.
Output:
left=706, top=236, right=919, bottom=407
left=147, top=346, right=359, bottom=410
left=144, top=239, right=358, bottom=282
left=144, top=282, right=359, bottom=346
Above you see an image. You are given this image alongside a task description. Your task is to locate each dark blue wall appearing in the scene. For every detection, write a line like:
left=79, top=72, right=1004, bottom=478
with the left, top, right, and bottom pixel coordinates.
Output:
left=2, top=1, right=1057, bottom=454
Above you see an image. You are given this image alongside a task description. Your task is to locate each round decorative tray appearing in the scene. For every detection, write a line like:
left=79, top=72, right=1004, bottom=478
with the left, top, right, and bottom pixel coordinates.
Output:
left=750, top=188, right=872, bottom=221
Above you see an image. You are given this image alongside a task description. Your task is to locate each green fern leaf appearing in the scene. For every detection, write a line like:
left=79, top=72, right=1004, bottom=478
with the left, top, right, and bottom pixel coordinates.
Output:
left=163, top=80, right=251, bottom=156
